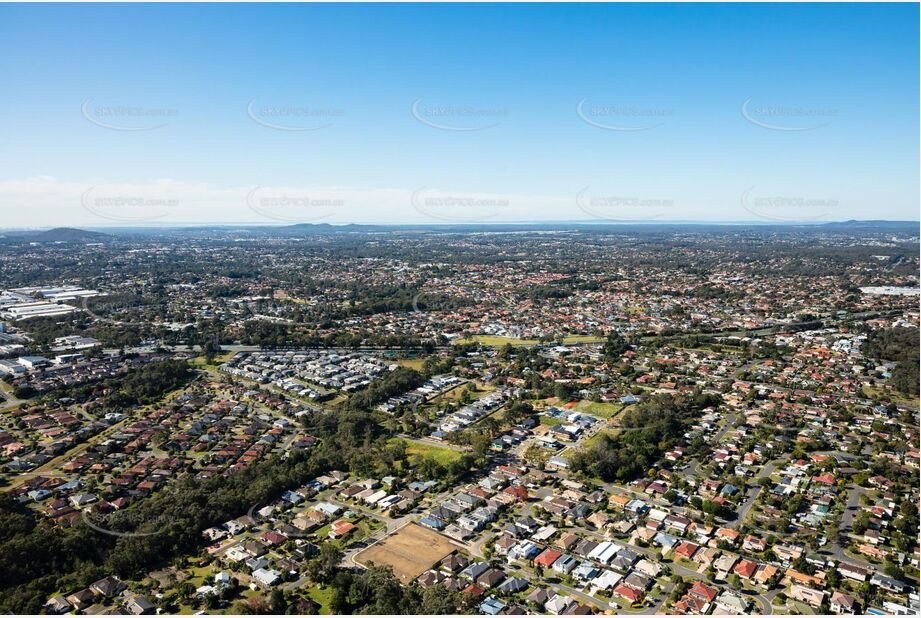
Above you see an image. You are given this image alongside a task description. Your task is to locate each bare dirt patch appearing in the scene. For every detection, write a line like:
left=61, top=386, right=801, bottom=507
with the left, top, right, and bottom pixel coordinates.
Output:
left=354, top=523, right=458, bottom=584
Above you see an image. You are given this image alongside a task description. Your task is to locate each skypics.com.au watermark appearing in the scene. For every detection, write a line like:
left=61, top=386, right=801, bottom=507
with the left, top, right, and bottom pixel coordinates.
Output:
left=411, top=99, right=508, bottom=132
left=81, top=509, right=171, bottom=538
left=740, top=187, right=838, bottom=222
left=576, top=99, right=673, bottom=132
left=247, top=98, right=344, bottom=132
left=575, top=187, right=674, bottom=222
left=81, top=99, right=178, bottom=131
left=741, top=98, right=838, bottom=132
left=411, top=187, right=509, bottom=222
left=81, top=187, right=179, bottom=223
left=245, top=186, right=344, bottom=223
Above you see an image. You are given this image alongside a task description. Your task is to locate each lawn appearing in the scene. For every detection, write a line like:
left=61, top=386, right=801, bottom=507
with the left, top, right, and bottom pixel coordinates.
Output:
left=304, top=585, right=334, bottom=614
left=574, top=400, right=623, bottom=418
left=391, top=438, right=464, bottom=466
left=185, top=563, right=216, bottom=587
left=790, top=600, right=816, bottom=615
left=354, top=517, right=384, bottom=540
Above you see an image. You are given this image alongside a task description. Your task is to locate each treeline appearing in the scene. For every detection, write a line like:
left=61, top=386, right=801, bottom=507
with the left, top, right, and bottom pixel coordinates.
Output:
left=241, top=320, right=430, bottom=349
left=570, top=392, right=720, bottom=482
left=327, top=566, right=475, bottom=614
left=602, top=331, right=630, bottom=362
left=686, top=285, right=744, bottom=300
left=208, top=284, right=249, bottom=298
left=340, top=284, right=467, bottom=316
left=17, top=314, right=141, bottom=351
left=233, top=566, right=474, bottom=614
left=864, top=327, right=920, bottom=397
left=346, top=366, right=424, bottom=409
left=523, top=284, right=571, bottom=300
left=9, top=313, right=90, bottom=349
left=36, top=360, right=194, bottom=409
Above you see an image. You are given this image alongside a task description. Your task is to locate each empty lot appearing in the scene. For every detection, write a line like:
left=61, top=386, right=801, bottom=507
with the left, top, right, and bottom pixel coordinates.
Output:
left=353, top=523, right=457, bottom=584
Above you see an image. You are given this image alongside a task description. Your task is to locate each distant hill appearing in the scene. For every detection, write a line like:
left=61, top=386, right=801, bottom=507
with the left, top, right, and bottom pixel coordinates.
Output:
left=3, top=227, right=112, bottom=242
left=284, top=223, right=385, bottom=233
left=3, top=220, right=915, bottom=240
left=819, top=220, right=919, bottom=232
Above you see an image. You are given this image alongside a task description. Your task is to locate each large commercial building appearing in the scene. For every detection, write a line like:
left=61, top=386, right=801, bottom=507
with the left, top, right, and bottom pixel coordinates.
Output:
left=1, top=301, right=78, bottom=321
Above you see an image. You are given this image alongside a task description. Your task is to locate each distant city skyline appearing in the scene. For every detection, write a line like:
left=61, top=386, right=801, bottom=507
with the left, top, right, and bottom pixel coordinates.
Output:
left=0, top=2, right=918, bottom=227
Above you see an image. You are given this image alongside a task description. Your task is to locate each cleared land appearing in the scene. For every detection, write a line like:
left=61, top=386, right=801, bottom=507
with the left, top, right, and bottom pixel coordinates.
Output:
left=353, top=523, right=457, bottom=584
left=188, top=352, right=236, bottom=368
left=402, top=439, right=464, bottom=466
left=862, top=383, right=919, bottom=407
left=455, top=335, right=605, bottom=346
left=574, top=400, right=624, bottom=418
left=395, top=358, right=426, bottom=370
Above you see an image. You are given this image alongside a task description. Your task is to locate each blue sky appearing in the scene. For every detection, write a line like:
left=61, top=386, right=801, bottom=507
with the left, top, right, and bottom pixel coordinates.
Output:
left=0, top=2, right=917, bottom=226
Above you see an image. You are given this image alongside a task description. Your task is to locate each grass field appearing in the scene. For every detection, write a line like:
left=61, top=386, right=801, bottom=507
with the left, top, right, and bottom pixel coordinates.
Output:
left=432, top=381, right=492, bottom=403
left=391, top=438, right=464, bottom=466
left=584, top=429, right=619, bottom=447
left=290, top=377, right=334, bottom=396
left=354, top=523, right=458, bottom=584
left=323, top=394, right=348, bottom=407
left=188, top=352, right=236, bottom=368
left=538, top=398, right=624, bottom=426
left=560, top=335, right=606, bottom=344
left=455, top=335, right=605, bottom=347
left=283, top=296, right=312, bottom=305
left=862, top=384, right=919, bottom=407
left=456, top=335, right=541, bottom=346
left=574, top=400, right=624, bottom=418
left=396, top=358, right=427, bottom=370
left=581, top=402, right=633, bottom=447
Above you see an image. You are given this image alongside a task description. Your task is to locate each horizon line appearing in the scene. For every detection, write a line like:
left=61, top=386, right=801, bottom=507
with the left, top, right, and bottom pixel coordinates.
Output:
left=2, top=218, right=920, bottom=233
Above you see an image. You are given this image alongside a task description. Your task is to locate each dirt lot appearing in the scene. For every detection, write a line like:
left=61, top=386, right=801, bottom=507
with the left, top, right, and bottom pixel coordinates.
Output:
left=353, top=523, right=458, bottom=584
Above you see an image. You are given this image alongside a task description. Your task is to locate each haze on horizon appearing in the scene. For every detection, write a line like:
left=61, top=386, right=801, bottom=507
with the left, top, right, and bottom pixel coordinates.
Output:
left=0, top=2, right=918, bottom=227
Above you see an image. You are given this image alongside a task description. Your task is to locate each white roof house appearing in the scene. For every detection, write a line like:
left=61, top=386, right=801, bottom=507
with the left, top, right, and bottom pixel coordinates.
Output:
left=365, top=490, right=389, bottom=504
left=590, top=570, right=622, bottom=592
left=252, top=568, right=281, bottom=587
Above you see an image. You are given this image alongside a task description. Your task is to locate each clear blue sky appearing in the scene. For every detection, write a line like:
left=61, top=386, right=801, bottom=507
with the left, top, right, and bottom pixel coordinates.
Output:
left=0, top=2, right=917, bottom=226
